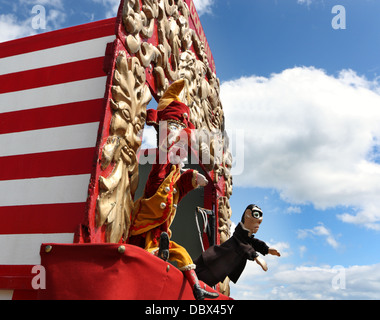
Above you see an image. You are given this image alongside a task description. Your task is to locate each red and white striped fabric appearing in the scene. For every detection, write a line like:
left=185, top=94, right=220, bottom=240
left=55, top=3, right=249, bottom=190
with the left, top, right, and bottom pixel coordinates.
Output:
left=0, top=18, right=116, bottom=299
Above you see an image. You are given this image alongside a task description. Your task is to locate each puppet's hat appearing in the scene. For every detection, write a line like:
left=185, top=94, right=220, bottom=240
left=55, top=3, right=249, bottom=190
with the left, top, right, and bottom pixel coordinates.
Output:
left=146, top=79, right=195, bottom=129
left=241, top=204, right=263, bottom=222
left=157, top=79, right=186, bottom=111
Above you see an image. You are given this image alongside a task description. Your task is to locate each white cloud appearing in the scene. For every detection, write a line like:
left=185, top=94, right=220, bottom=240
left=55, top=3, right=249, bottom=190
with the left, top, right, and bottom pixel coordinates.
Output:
left=0, top=1, right=67, bottom=43
left=298, top=223, right=341, bottom=249
left=19, top=0, right=64, bottom=10
left=193, top=0, right=215, bottom=16
left=89, top=0, right=214, bottom=19
left=221, top=67, right=380, bottom=230
left=286, top=206, right=302, bottom=214
left=46, top=9, right=67, bottom=29
left=231, top=261, right=380, bottom=300
left=0, top=14, right=36, bottom=42
left=297, top=0, right=313, bottom=6
left=268, top=241, right=290, bottom=258
left=299, top=245, right=307, bottom=258
left=90, top=0, right=120, bottom=18
left=141, top=126, right=158, bottom=150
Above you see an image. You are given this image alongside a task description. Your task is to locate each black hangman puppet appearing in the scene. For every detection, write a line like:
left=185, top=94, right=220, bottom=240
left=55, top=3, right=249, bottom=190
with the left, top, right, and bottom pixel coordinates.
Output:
left=194, top=205, right=281, bottom=287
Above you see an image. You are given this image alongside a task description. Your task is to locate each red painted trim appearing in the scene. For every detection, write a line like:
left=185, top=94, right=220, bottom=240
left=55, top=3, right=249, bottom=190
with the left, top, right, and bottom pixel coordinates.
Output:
left=0, top=203, right=86, bottom=235
left=184, top=0, right=216, bottom=73
left=0, top=265, right=34, bottom=290
left=0, top=57, right=105, bottom=94
left=34, top=243, right=232, bottom=300
left=12, top=290, right=38, bottom=300
left=0, top=148, right=96, bottom=181
left=80, top=39, right=122, bottom=243
left=0, top=99, right=104, bottom=135
left=0, top=18, right=116, bottom=59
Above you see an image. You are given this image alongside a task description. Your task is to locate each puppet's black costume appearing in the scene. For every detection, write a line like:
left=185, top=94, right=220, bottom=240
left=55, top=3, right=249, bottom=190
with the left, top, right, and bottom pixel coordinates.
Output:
left=194, top=222, right=269, bottom=286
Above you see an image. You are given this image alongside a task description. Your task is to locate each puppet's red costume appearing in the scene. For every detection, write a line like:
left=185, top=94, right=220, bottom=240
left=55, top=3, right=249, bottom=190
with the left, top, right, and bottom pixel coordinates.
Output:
left=129, top=80, right=218, bottom=300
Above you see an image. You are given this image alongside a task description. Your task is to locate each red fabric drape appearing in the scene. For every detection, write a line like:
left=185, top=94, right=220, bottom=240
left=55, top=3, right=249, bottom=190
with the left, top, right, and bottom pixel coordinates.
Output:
left=38, top=243, right=231, bottom=300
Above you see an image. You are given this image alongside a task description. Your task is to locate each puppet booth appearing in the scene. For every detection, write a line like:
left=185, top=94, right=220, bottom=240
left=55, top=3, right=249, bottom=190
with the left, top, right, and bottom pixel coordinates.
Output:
left=0, top=0, right=234, bottom=300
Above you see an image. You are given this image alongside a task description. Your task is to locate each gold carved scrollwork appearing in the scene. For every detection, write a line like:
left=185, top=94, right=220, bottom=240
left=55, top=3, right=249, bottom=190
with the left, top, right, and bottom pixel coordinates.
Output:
left=97, top=52, right=152, bottom=243
left=119, top=0, right=232, bottom=244
left=118, top=0, right=232, bottom=295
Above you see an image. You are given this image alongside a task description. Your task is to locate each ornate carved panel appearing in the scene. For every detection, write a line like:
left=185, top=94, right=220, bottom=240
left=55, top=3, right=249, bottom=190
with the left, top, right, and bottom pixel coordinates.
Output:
left=97, top=53, right=152, bottom=243
left=96, top=0, right=233, bottom=253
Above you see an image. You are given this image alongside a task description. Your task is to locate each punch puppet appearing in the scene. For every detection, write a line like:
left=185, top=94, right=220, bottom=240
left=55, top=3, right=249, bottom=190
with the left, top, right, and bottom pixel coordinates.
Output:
left=129, top=80, right=218, bottom=300
left=195, top=205, right=281, bottom=287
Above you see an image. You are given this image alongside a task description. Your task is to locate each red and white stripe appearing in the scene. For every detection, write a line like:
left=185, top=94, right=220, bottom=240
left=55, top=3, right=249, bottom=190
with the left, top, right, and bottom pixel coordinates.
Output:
left=0, top=18, right=116, bottom=299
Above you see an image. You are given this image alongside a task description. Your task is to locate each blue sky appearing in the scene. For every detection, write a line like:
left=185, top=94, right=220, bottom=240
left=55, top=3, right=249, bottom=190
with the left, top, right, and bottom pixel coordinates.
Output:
left=206, top=0, right=380, bottom=299
left=1, top=0, right=380, bottom=299
left=204, top=0, right=380, bottom=80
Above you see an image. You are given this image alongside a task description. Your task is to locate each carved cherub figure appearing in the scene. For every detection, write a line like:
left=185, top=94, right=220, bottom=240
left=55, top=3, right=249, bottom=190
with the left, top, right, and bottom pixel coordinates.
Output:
left=129, top=79, right=218, bottom=300
left=194, top=204, right=281, bottom=287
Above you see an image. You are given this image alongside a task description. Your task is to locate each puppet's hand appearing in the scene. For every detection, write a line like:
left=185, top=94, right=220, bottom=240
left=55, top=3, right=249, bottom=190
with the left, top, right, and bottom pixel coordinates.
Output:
left=268, top=248, right=281, bottom=257
left=255, top=256, right=268, bottom=272
left=196, top=173, right=208, bottom=187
